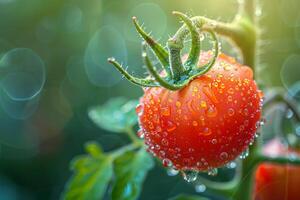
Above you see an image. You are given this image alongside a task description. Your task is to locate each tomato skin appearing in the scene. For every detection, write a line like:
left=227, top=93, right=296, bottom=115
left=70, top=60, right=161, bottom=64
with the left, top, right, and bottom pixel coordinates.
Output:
left=255, top=139, right=300, bottom=200
left=136, top=52, right=263, bottom=171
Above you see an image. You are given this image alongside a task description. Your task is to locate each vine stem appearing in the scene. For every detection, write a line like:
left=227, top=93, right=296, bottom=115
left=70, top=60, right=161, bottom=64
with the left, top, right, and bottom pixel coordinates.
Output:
left=125, top=127, right=142, bottom=146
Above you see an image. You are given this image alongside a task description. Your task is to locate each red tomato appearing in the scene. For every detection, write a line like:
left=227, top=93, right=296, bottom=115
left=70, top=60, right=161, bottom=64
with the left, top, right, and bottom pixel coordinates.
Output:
left=136, top=51, right=263, bottom=171
left=255, top=139, right=300, bottom=200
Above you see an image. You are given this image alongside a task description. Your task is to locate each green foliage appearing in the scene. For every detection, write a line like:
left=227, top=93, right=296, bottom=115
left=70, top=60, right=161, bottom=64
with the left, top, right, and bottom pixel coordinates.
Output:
left=169, top=194, right=209, bottom=200
left=112, top=148, right=154, bottom=200
left=63, top=142, right=155, bottom=200
left=88, top=97, right=139, bottom=133
left=63, top=143, right=113, bottom=200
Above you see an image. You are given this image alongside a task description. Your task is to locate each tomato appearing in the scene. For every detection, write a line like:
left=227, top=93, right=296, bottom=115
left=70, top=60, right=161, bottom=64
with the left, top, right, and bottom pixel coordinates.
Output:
left=136, top=51, right=263, bottom=171
left=254, top=139, right=300, bottom=200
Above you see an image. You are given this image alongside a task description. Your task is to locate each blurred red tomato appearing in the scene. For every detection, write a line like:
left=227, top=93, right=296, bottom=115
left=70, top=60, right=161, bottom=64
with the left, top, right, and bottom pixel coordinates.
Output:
left=255, top=139, right=300, bottom=200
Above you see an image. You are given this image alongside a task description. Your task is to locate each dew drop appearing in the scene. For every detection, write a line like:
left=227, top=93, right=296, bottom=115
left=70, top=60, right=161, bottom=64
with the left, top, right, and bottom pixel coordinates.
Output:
left=137, top=129, right=144, bottom=139
left=228, top=88, right=234, bottom=94
left=161, top=107, right=171, bottom=116
left=206, top=106, right=218, bottom=118
left=228, top=108, right=235, bottom=116
left=135, top=104, right=144, bottom=116
left=167, top=121, right=176, bottom=132
left=199, top=127, right=212, bottom=136
left=211, top=138, right=217, bottom=144
left=286, top=109, right=294, bottom=119
left=159, top=150, right=166, bottom=157
left=226, top=161, right=237, bottom=169
left=162, top=158, right=173, bottom=167
left=192, top=121, right=198, bottom=127
left=195, top=184, right=206, bottom=193
left=200, top=100, right=207, bottom=109
left=161, top=138, right=169, bottom=146
left=255, top=132, right=260, bottom=138
left=239, top=148, right=249, bottom=159
left=182, top=170, right=198, bottom=183
left=193, top=86, right=199, bottom=92
left=296, top=124, right=300, bottom=136
left=200, top=33, right=205, bottom=41
left=167, top=168, right=179, bottom=176
left=289, top=152, right=298, bottom=161
left=220, top=152, right=228, bottom=160
left=208, top=168, right=218, bottom=176
left=243, top=108, right=249, bottom=116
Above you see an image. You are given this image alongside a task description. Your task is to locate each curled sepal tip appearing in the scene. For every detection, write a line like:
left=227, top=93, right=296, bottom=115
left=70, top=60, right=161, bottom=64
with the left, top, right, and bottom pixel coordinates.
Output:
left=172, top=11, right=201, bottom=71
left=142, top=43, right=183, bottom=91
left=191, top=30, right=219, bottom=78
left=132, top=16, right=171, bottom=76
left=107, top=58, right=159, bottom=87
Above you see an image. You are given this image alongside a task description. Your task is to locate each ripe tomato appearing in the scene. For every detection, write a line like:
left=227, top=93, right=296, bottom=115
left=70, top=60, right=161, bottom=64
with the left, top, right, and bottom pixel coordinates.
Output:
left=136, top=51, right=263, bottom=171
left=254, top=139, right=300, bottom=200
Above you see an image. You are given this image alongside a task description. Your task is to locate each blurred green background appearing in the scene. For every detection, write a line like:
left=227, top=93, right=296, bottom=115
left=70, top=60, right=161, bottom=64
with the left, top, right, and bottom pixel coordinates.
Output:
left=0, top=0, right=299, bottom=199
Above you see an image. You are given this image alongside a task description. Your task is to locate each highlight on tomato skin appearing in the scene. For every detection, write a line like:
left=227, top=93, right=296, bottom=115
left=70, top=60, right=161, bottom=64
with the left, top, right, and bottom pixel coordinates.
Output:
left=254, top=139, right=300, bottom=200
left=136, top=51, right=264, bottom=172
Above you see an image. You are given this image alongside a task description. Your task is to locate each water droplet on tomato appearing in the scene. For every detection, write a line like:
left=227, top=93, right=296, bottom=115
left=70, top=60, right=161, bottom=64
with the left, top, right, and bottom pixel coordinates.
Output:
left=200, top=100, right=207, bottom=109
left=243, top=108, right=249, bottom=116
left=161, top=138, right=169, bottom=146
left=199, top=127, right=212, bottom=136
left=228, top=108, right=235, bottom=116
left=192, top=121, right=198, bottom=126
left=228, top=88, right=234, bottom=94
left=167, top=168, right=179, bottom=176
left=211, top=138, right=217, bottom=144
left=220, top=152, right=228, bottom=160
left=226, top=161, right=237, bottom=169
left=239, top=147, right=249, bottom=159
left=167, top=121, right=177, bottom=132
left=136, top=103, right=144, bottom=116
left=162, top=158, right=173, bottom=167
left=206, top=106, right=218, bottom=117
left=208, top=168, right=218, bottom=176
left=159, top=150, right=166, bottom=157
left=137, top=129, right=144, bottom=139
left=182, top=170, right=198, bottom=183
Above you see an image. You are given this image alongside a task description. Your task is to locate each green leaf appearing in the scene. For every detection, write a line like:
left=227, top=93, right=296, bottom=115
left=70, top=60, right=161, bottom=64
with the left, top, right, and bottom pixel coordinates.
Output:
left=63, top=143, right=113, bottom=200
left=84, top=141, right=103, bottom=157
left=169, top=194, right=210, bottom=200
left=112, top=148, right=154, bottom=200
left=88, top=97, right=139, bottom=133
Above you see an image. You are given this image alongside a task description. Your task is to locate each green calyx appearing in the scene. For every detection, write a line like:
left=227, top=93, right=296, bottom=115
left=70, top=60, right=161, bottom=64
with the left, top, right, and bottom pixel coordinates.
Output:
left=108, top=11, right=220, bottom=91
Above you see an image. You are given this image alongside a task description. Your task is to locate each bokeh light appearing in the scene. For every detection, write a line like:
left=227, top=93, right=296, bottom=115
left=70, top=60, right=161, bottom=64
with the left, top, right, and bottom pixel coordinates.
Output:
left=280, top=54, right=300, bottom=97
left=84, top=26, right=127, bottom=87
left=0, top=48, right=46, bottom=101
